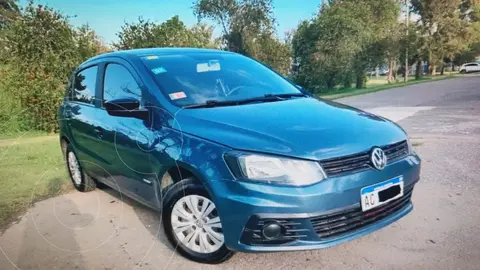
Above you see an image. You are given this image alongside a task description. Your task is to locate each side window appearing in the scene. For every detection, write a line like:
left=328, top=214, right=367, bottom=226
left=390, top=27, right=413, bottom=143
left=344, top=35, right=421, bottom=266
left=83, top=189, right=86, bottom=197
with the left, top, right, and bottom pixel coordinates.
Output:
left=64, top=75, right=73, bottom=100
left=73, top=66, right=98, bottom=104
left=103, top=64, right=142, bottom=103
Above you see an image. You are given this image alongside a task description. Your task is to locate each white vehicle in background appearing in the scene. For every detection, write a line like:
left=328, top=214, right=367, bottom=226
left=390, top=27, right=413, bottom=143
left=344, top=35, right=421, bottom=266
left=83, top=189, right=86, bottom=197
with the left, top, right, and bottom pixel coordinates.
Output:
left=459, top=62, right=480, bottom=73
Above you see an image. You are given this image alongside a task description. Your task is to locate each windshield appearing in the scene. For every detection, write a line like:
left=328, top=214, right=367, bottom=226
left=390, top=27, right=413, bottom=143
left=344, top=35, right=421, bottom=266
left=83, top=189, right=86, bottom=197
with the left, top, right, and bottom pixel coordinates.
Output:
left=141, top=53, right=301, bottom=107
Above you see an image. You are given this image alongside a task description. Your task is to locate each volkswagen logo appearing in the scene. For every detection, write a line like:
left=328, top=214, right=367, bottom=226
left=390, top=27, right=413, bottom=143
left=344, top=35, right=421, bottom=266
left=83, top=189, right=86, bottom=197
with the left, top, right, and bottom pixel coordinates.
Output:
left=371, top=148, right=387, bottom=170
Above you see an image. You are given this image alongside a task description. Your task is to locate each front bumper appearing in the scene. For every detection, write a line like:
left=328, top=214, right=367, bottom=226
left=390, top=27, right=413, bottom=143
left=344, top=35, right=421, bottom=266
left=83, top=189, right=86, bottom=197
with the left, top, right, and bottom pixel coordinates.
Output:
left=209, top=154, right=421, bottom=252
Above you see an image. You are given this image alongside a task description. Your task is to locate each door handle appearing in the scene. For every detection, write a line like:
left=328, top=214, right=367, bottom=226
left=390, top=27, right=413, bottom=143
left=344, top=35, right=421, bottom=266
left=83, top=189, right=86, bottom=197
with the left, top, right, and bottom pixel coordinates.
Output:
left=64, top=107, right=73, bottom=118
left=94, top=127, right=103, bottom=138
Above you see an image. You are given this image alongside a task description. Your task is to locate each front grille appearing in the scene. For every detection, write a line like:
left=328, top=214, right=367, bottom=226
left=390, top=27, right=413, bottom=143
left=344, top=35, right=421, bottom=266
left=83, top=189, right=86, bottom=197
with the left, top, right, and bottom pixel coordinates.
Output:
left=382, top=140, right=409, bottom=161
left=311, top=185, right=414, bottom=239
left=320, top=140, right=409, bottom=176
left=240, top=217, right=309, bottom=245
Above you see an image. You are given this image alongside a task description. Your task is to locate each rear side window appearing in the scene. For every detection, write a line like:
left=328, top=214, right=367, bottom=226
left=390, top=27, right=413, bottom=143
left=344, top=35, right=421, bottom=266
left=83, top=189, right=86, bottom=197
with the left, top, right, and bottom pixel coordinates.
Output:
left=103, top=64, right=141, bottom=103
left=72, top=66, right=98, bottom=104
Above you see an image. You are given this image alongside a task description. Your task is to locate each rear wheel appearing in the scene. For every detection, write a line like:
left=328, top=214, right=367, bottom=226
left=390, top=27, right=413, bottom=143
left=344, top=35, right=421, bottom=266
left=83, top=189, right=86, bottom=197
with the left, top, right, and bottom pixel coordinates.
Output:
left=65, top=145, right=96, bottom=192
left=162, top=178, right=233, bottom=264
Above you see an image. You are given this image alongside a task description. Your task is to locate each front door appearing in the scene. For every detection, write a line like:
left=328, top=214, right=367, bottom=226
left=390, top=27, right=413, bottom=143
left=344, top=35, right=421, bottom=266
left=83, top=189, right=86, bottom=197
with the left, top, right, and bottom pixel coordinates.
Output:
left=95, top=60, right=159, bottom=208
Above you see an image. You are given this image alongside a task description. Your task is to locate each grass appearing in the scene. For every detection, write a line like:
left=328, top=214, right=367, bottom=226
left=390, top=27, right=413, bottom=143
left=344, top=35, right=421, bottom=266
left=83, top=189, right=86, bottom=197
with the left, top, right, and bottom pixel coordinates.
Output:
left=0, top=130, right=53, bottom=140
left=319, top=74, right=457, bottom=100
left=0, top=136, right=70, bottom=230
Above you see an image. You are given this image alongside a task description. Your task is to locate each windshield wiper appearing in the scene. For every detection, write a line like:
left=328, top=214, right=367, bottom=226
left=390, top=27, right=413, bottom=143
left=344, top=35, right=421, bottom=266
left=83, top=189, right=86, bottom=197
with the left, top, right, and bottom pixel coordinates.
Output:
left=184, top=93, right=307, bottom=109
left=264, top=93, right=307, bottom=98
left=183, top=100, right=234, bottom=108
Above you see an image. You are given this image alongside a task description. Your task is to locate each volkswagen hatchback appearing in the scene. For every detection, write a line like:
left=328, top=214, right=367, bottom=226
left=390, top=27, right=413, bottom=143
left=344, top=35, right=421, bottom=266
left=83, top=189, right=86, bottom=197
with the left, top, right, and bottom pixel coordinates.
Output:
left=58, top=48, right=421, bottom=264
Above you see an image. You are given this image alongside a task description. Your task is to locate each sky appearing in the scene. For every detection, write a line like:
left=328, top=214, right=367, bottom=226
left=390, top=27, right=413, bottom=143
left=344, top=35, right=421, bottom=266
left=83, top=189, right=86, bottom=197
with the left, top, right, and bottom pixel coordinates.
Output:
left=20, top=0, right=322, bottom=45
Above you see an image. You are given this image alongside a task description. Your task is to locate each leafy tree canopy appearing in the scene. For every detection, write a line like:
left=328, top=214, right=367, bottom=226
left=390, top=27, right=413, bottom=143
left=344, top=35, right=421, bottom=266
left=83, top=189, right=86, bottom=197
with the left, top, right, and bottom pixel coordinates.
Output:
left=0, top=1, right=107, bottom=132
left=193, top=0, right=290, bottom=74
left=0, top=0, right=19, bottom=29
left=113, top=15, right=217, bottom=50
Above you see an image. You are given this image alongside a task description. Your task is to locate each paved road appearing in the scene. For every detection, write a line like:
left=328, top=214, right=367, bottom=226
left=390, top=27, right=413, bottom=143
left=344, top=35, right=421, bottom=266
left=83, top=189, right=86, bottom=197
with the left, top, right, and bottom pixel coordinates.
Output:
left=1, top=76, right=480, bottom=269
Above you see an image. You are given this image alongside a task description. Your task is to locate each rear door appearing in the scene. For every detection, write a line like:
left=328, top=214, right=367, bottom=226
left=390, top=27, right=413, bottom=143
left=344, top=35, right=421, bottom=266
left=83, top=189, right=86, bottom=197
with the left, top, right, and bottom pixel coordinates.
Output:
left=466, top=63, right=479, bottom=72
left=64, top=65, right=106, bottom=178
left=474, top=63, right=480, bottom=72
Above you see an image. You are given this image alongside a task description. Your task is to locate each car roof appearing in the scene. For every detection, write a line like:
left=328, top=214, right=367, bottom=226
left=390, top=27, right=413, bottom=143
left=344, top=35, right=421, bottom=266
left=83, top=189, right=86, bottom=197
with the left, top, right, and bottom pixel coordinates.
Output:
left=81, top=48, right=235, bottom=67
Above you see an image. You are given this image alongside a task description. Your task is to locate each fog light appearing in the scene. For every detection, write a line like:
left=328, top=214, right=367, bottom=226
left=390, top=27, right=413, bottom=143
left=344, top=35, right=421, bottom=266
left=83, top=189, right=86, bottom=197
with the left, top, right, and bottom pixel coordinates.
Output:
left=262, top=222, right=283, bottom=239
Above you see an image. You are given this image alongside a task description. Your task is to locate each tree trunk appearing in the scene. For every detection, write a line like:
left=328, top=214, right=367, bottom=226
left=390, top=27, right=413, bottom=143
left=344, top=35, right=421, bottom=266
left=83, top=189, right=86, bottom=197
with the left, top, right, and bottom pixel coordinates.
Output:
left=392, top=59, right=397, bottom=82
left=440, top=64, right=445, bottom=75
left=427, top=51, right=433, bottom=75
left=415, top=59, right=422, bottom=80
left=327, top=76, right=335, bottom=90
left=355, top=74, right=365, bottom=89
left=387, top=58, right=394, bottom=83
left=431, top=65, right=436, bottom=76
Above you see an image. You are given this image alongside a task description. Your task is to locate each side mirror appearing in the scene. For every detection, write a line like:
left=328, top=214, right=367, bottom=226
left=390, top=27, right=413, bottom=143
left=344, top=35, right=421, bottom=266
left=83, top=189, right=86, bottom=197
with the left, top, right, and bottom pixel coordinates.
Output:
left=104, top=97, right=148, bottom=120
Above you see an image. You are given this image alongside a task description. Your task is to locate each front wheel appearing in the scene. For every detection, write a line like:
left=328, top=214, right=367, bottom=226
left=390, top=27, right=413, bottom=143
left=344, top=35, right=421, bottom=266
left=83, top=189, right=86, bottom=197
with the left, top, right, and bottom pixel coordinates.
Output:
left=460, top=69, right=466, bottom=74
left=162, top=178, right=233, bottom=264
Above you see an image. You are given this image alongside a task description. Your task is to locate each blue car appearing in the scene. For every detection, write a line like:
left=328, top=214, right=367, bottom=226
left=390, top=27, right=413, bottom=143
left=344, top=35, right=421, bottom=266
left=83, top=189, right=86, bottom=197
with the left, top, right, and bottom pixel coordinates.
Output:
left=58, top=48, right=421, bottom=264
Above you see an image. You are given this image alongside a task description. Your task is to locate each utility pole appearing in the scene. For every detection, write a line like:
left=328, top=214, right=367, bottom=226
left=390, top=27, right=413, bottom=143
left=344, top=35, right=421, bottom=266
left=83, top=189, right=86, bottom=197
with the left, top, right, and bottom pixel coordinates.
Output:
left=405, top=0, right=409, bottom=83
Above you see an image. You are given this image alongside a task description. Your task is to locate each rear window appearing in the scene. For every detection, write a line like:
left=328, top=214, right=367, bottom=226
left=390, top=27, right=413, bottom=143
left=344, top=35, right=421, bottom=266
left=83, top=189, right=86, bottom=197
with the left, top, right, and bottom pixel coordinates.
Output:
left=72, top=66, right=98, bottom=104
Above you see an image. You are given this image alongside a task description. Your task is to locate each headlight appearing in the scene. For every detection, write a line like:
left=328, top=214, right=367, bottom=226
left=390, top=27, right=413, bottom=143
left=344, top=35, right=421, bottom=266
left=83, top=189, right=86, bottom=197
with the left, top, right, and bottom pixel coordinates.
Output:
left=225, top=153, right=326, bottom=186
left=407, top=136, right=414, bottom=154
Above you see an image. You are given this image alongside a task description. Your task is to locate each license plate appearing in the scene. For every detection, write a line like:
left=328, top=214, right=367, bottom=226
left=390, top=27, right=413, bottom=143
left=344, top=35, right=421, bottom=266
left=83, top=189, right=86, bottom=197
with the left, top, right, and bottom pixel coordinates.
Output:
left=361, top=176, right=404, bottom=212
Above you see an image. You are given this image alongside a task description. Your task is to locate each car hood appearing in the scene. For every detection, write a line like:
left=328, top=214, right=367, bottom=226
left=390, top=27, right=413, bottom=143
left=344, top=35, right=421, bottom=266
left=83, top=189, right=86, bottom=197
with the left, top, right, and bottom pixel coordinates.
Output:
left=173, top=97, right=407, bottom=160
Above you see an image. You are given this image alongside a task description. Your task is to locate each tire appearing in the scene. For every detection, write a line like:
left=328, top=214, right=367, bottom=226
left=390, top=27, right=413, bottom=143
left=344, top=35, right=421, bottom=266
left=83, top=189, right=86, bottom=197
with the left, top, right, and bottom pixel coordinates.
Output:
left=162, top=178, right=234, bottom=264
left=460, top=69, right=466, bottom=74
left=65, top=144, right=96, bottom=192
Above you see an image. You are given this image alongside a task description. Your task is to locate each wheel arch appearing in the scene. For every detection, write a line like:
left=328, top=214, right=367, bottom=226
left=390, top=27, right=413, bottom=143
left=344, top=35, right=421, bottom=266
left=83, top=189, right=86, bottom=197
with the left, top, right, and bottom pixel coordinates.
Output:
left=158, top=161, right=217, bottom=199
left=60, top=135, right=71, bottom=159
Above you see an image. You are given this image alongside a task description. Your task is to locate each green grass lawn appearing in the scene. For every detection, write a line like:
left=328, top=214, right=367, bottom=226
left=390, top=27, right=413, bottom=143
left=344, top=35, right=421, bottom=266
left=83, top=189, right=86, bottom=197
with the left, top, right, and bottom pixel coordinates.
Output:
left=0, top=130, right=54, bottom=140
left=320, top=74, right=457, bottom=100
left=0, top=136, right=70, bottom=229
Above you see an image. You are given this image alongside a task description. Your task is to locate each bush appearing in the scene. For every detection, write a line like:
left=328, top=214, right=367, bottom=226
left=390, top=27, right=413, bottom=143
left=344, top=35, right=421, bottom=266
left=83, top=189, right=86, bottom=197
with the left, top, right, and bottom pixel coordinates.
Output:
left=0, top=66, right=29, bottom=132
left=0, top=2, right=106, bottom=133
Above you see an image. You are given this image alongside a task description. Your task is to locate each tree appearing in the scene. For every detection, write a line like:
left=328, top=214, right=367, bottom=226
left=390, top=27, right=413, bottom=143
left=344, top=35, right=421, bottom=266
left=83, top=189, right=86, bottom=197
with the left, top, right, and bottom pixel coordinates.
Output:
left=193, top=0, right=274, bottom=53
left=0, top=0, right=19, bottom=62
left=292, top=3, right=366, bottom=91
left=1, top=2, right=108, bottom=132
left=193, top=0, right=291, bottom=74
left=75, top=24, right=110, bottom=61
left=349, top=0, right=400, bottom=88
left=0, top=0, right=19, bottom=30
left=113, top=16, right=217, bottom=50
left=5, top=3, right=79, bottom=79
left=292, top=0, right=399, bottom=91
left=411, top=0, right=480, bottom=75
left=248, top=32, right=291, bottom=75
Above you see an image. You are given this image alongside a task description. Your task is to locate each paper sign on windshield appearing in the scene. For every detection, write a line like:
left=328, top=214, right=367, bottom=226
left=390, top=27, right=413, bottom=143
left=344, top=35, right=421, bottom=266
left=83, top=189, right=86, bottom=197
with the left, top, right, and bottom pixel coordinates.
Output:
left=169, top=91, right=187, bottom=100
left=197, top=60, right=221, bottom=73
